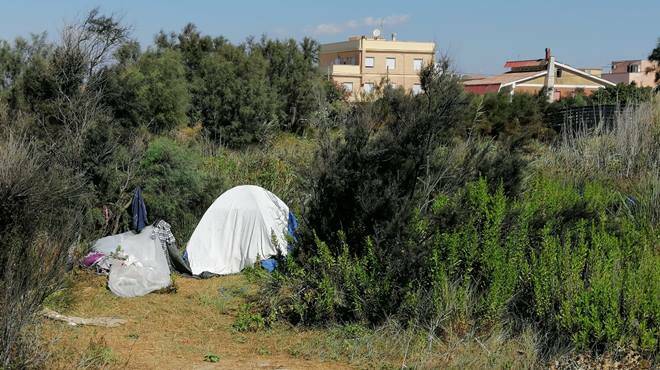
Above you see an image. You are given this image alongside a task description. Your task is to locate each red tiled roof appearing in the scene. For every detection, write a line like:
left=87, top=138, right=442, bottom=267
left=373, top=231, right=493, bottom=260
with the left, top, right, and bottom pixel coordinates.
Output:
left=504, top=59, right=545, bottom=68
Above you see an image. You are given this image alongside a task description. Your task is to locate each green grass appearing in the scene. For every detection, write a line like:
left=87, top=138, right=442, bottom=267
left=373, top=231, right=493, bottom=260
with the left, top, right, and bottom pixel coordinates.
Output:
left=286, top=321, right=541, bottom=369
left=76, top=337, right=117, bottom=369
left=196, top=292, right=229, bottom=314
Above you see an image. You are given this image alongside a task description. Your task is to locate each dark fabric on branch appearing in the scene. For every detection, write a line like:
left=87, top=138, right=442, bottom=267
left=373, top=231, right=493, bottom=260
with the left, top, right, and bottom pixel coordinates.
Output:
left=131, top=186, right=148, bottom=232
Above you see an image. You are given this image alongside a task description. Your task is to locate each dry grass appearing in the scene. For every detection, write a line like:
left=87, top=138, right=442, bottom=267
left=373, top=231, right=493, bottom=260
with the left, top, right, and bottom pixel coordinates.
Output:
left=537, top=98, right=660, bottom=182
left=41, top=271, right=550, bottom=369
left=531, top=98, right=660, bottom=226
left=41, top=271, right=350, bottom=369
left=288, top=322, right=541, bottom=369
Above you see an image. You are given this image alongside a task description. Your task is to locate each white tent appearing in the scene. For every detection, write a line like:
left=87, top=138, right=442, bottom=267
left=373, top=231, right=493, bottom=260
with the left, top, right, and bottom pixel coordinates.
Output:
left=186, top=185, right=290, bottom=275
left=92, top=226, right=171, bottom=297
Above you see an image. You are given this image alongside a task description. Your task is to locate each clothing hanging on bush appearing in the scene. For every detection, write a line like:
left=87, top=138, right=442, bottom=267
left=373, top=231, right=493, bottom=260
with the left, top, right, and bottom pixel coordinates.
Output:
left=131, top=186, right=148, bottom=232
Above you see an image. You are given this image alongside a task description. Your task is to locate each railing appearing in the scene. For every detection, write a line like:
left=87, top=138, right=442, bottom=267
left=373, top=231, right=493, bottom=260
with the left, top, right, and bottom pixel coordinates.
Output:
left=546, top=104, right=627, bottom=130
left=327, top=64, right=361, bottom=76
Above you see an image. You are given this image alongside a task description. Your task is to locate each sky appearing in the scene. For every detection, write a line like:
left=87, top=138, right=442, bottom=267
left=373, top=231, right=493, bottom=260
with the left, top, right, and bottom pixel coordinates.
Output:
left=0, top=0, right=657, bottom=75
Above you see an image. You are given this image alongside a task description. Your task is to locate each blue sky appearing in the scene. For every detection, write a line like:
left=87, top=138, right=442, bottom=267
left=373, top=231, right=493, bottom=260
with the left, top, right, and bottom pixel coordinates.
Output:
left=0, top=0, right=657, bottom=74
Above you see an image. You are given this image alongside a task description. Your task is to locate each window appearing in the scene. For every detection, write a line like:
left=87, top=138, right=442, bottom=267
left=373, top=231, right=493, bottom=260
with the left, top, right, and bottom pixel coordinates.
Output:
left=386, top=57, right=396, bottom=71
left=365, top=57, right=374, bottom=68
left=412, top=84, right=422, bottom=95
left=413, top=58, right=423, bottom=71
left=342, top=82, right=353, bottom=93
left=556, top=68, right=563, bottom=78
left=627, top=64, right=640, bottom=73
left=363, top=82, right=374, bottom=94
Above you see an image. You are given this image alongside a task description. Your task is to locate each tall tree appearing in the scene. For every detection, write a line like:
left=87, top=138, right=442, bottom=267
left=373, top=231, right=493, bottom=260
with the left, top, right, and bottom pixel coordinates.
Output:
left=250, top=37, right=325, bottom=133
left=649, top=38, right=660, bottom=84
left=192, top=49, right=279, bottom=147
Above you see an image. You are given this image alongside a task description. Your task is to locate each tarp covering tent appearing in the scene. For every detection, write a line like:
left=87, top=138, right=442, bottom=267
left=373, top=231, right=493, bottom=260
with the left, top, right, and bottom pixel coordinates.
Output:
left=92, top=226, right=171, bottom=297
left=186, top=185, right=291, bottom=275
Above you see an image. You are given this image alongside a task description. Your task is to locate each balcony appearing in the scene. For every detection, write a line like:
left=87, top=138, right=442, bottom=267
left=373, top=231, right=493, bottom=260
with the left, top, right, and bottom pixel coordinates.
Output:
left=327, top=64, right=361, bottom=76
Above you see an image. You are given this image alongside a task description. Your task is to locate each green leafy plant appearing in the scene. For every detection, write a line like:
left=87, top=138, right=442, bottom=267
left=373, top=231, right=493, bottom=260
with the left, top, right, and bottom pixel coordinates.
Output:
left=203, top=353, right=221, bottom=363
left=233, top=304, right=265, bottom=332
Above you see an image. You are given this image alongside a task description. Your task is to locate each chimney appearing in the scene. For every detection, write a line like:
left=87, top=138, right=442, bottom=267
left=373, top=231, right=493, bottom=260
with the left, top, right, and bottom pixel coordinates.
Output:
left=391, top=33, right=397, bottom=41
left=544, top=48, right=557, bottom=102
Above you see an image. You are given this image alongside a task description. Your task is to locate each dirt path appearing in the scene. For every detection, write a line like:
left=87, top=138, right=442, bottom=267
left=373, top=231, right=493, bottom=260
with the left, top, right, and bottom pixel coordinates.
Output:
left=42, top=272, right=351, bottom=369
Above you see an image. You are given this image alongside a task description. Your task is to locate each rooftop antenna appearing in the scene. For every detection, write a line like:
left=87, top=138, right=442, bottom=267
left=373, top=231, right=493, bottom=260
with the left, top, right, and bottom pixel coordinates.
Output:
left=372, top=18, right=384, bottom=39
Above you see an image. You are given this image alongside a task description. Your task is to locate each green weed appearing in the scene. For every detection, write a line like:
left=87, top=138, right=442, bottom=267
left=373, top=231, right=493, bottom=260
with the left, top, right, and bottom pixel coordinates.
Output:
left=233, top=304, right=265, bottom=332
left=77, top=337, right=117, bottom=369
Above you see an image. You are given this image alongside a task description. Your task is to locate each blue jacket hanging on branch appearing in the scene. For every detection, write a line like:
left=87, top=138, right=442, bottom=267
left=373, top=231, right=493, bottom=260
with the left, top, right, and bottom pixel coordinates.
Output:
left=131, top=186, right=148, bottom=233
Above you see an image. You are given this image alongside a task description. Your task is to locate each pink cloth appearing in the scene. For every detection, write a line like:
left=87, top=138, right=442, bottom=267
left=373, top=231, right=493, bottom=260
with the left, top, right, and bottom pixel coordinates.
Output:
left=81, top=251, right=106, bottom=267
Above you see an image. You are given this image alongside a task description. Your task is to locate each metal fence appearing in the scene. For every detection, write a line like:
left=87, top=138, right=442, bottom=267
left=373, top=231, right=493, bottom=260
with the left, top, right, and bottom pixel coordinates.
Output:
left=545, top=104, right=626, bottom=130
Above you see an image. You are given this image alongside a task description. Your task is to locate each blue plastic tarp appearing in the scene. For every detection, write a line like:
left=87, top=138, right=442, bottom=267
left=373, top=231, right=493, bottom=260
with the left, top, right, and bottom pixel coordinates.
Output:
left=260, top=211, right=299, bottom=272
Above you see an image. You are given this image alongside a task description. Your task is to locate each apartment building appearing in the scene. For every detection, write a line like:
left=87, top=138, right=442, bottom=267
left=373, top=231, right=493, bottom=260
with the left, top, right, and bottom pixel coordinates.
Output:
left=319, top=33, right=435, bottom=100
left=602, top=60, right=658, bottom=87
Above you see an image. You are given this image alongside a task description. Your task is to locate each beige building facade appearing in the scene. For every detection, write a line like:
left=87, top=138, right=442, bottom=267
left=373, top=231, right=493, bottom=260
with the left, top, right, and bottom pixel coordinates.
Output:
left=602, top=60, right=658, bottom=87
left=320, top=36, right=435, bottom=100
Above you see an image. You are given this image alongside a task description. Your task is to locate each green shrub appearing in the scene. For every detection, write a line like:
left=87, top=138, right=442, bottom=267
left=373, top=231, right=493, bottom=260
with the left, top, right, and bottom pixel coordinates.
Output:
left=233, top=304, right=265, bottom=332
left=589, top=83, right=655, bottom=106
left=263, top=176, right=659, bottom=355
left=210, top=133, right=314, bottom=215
left=468, top=92, right=555, bottom=146
left=0, top=131, right=91, bottom=367
left=302, top=63, right=469, bottom=256
left=139, top=137, right=223, bottom=241
left=116, top=49, right=190, bottom=133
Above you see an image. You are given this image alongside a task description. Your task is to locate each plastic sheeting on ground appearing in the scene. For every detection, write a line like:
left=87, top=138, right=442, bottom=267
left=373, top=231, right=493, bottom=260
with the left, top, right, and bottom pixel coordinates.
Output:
left=186, top=185, right=290, bottom=275
left=92, top=226, right=171, bottom=297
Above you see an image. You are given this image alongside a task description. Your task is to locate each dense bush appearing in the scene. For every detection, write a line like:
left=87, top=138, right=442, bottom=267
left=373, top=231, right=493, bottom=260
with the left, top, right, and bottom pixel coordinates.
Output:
left=249, top=37, right=328, bottom=133
left=110, top=49, right=190, bottom=133
left=139, top=137, right=223, bottom=241
left=261, top=74, right=660, bottom=358
left=469, top=92, right=555, bottom=146
left=263, top=176, right=659, bottom=353
left=211, top=133, right=316, bottom=215
left=590, top=83, right=655, bottom=105
left=537, top=98, right=660, bottom=225
left=466, top=83, right=656, bottom=147
left=192, top=49, right=279, bottom=146
left=0, top=12, right=131, bottom=366
left=650, top=39, right=660, bottom=85
left=302, top=63, right=469, bottom=254
left=0, top=128, right=91, bottom=367
left=154, top=24, right=344, bottom=145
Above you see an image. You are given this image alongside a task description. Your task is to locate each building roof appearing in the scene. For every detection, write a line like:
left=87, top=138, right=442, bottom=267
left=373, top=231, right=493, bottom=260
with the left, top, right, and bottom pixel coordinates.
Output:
left=554, top=62, right=616, bottom=86
left=460, top=73, right=490, bottom=81
left=611, top=59, right=647, bottom=64
left=320, top=36, right=435, bottom=54
left=464, top=61, right=615, bottom=88
left=462, top=71, right=546, bottom=86
left=503, top=59, right=546, bottom=68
